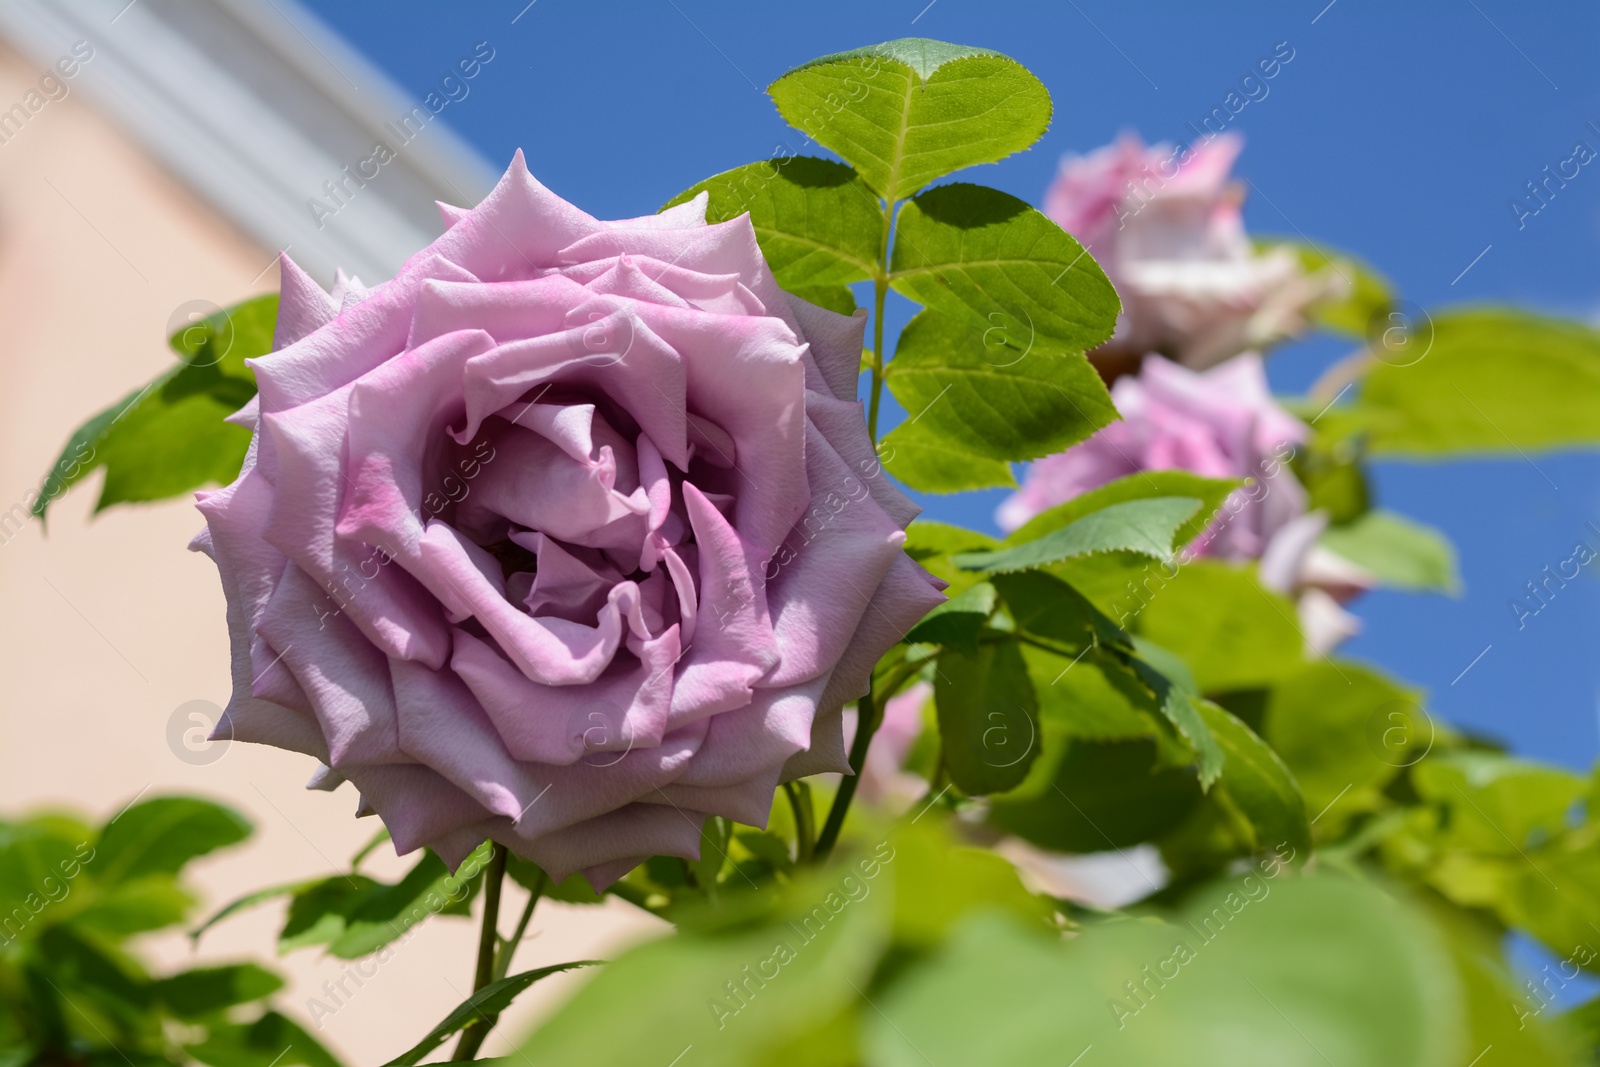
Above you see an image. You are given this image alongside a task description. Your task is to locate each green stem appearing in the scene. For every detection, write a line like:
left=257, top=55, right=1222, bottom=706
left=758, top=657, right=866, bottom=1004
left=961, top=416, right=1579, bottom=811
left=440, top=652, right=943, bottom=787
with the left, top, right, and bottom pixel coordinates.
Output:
left=813, top=655, right=933, bottom=862
left=493, top=872, right=546, bottom=983
left=452, top=842, right=509, bottom=1062
left=868, top=279, right=888, bottom=441
left=1006, top=632, right=1083, bottom=658
left=815, top=680, right=877, bottom=861
left=817, top=197, right=915, bottom=860
left=784, top=781, right=815, bottom=865
left=866, top=197, right=896, bottom=443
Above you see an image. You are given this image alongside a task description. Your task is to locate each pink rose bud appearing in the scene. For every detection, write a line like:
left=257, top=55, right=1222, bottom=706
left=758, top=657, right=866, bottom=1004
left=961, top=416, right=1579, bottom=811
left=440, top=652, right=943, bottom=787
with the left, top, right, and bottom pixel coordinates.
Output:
left=191, top=153, right=944, bottom=889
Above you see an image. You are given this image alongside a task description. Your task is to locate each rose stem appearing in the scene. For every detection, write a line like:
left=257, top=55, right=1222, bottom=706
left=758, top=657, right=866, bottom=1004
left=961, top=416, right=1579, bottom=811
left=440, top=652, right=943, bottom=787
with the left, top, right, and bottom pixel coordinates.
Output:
left=452, top=841, right=509, bottom=1061
left=813, top=654, right=932, bottom=862
left=813, top=679, right=879, bottom=861
left=784, top=781, right=815, bottom=864
left=494, top=869, right=547, bottom=982
left=821, top=191, right=898, bottom=859
left=866, top=195, right=895, bottom=442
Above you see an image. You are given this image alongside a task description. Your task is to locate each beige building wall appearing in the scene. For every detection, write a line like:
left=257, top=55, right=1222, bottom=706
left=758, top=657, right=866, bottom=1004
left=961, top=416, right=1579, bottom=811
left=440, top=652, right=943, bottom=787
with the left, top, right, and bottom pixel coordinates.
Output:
left=0, top=39, right=659, bottom=1063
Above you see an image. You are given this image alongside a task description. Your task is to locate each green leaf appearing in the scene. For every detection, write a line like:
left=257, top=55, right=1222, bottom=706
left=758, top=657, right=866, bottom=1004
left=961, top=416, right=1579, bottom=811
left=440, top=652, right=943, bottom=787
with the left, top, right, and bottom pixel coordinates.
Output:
left=188, top=1010, right=344, bottom=1067
left=767, top=39, right=1051, bottom=200
left=1561, top=995, right=1600, bottom=1054
left=1257, top=237, right=1393, bottom=338
left=167, top=293, right=278, bottom=363
left=988, top=737, right=1203, bottom=853
left=691, top=817, right=732, bottom=888
left=793, top=285, right=858, bottom=315
left=517, top=869, right=888, bottom=1066
left=934, top=639, right=1040, bottom=794
left=94, top=796, right=252, bottom=888
left=1492, top=846, right=1600, bottom=984
left=382, top=961, right=597, bottom=1066
left=1262, top=660, right=1422, bottom=830
left=327, top=844, right=492, bottom=958
left=278, top=875, right=382, bottom=953
left=73, top=876, right=194, bottom=936
left=903, top=581, right=994, bottom=652
left=890, top=184, right=1120, bottom=350
left=664, top=157, right=880, bottom=288
left=350, top=827, right=391, bottom=869
left=191, top=879, right=320, bottom=944
left=886, top=821, right=1051, bottom=947
left=1428, top=902, right=1586, bottom=1066
left=956, top=497, right=1200, bottom=573
left=35, top=295, right=274, bottom=520
left=0, top=814, right=94, bottom=934
left=1412, top=752, right=1585, bottom=854
left=1020, top=644, right=1165, bottom=743
left=993, top=570, right=1132, bottom=652
left=882, top=310, right=1116, bottom=462
left=902, top=521, right=999, bottom=597
left=871, top=874, right=1471, bottom=1067
left=1116, top=560, right=1304, bottom=693
left=1130, top=636, right=1200, bottom=697
left=1320, top=510, right=1462, bottom=594
left=33, top=927, right=157, bottom=1041
left=1131, top=660, right=1224, bottom=790
left=734, top=830, right=796, bottom=876
left=1005, top=470, right=1241, bottom=554
left=880, top=417, right=1015, bottom=492
left=1196, top=701, right=1310, bottom=857
left=1358, top=309, right=1600, bottom=455
left=1296, top=435, right=1372, bottom=523
left=153, top=963, right=283, bottom=1020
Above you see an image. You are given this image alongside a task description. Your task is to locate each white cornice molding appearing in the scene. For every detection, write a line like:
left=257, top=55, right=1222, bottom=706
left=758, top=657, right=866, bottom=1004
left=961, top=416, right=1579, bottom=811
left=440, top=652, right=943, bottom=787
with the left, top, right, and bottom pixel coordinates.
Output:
left=0, top=0, right=499, bottom=284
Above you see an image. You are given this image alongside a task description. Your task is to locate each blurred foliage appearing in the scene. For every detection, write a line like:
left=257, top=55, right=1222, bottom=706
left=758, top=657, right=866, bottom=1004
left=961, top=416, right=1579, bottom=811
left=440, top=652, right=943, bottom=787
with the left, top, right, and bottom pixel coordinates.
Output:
left=35, top=297, right=272, bottom=522
left=0, top=795, right=339, bottom=1066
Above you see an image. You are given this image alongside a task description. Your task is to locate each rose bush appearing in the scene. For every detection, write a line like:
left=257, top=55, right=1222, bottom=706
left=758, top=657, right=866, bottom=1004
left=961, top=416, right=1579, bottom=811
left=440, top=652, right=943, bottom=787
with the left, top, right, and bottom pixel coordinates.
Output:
left=191, top=153, right=943, bottom=887
left=1046, top=132, right=1338, bottom=370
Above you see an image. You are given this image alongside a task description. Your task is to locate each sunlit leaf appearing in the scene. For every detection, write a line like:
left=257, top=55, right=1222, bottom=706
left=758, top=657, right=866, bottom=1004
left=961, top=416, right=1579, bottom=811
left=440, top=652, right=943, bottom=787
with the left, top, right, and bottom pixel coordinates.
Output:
left=1358, top=309, right=1600, bottom=455
left=664, top=157, right=880, bottom=289
left=883, top=310, right=1115, bottom=462
left=34, top=295, right=273, bottom=520
left=956, top=497, right=1200, bottom=573
left=890, top=184, right=1119, bottom=350
left=768, top=39, right=1051, bottom=200
left=1115, top=560, right=1304, bottom=693
left=880, top=417, right=1014, bottom=492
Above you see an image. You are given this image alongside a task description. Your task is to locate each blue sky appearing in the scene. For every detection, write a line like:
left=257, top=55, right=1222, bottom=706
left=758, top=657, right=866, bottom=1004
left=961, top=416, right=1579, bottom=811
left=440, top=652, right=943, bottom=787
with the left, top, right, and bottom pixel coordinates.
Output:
left=312, top=0, right=1600, bottom=771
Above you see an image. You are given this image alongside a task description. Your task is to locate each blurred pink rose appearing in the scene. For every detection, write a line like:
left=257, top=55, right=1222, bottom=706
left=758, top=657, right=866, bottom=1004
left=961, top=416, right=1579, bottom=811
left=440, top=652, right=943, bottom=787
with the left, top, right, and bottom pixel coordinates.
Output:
left=192, top=153, right=943, bottom=887
left=1045, top=132, right=1340, bottom=370
left=1000, top=354, right=1367, bottom=652
left=999, top=354, right=1307, bottom=560
left=1258, top=511, right=1375, bottom=653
